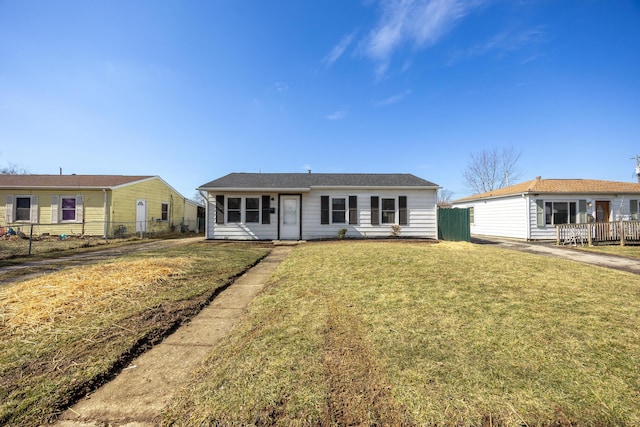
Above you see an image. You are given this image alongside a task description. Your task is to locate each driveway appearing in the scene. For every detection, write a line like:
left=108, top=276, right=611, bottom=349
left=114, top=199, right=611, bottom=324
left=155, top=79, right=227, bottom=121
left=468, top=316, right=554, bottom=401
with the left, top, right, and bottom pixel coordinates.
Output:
left=472, top=236, right=640, bottom=275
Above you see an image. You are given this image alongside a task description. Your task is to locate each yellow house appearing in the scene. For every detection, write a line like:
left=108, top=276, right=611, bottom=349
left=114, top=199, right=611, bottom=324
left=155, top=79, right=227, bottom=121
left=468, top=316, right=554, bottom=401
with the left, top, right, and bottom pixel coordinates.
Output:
left=0, top=175, right=202, bottom=238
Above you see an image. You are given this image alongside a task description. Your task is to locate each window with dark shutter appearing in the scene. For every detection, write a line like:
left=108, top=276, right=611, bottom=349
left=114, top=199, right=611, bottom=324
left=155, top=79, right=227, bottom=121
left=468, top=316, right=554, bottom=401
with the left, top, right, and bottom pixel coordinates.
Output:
left=381, top=198, right=395, bottom=224
left=215, top=195, right=225, bottom=224
left=262, top=195, right=271, bottom=224
left=399, top=196, right=407, bottom=225
left=371, top=196, right=379, bottom=225
left=227, top=198, right=241, bottom=223
left=246, top=198, right=260, bottom=223
left=348, top=196, right=357, bottom=225
left=321, top=196, right=330, bottom=224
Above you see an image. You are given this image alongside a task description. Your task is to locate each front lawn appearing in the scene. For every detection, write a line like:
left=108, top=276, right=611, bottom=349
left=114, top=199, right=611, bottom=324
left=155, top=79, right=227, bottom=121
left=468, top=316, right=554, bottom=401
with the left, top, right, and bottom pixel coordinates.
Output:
left=164, top=241, right=640, bottom=426
left=577, top=244, right=640, bottom=260
left=0, top=242, right=270, bottom=426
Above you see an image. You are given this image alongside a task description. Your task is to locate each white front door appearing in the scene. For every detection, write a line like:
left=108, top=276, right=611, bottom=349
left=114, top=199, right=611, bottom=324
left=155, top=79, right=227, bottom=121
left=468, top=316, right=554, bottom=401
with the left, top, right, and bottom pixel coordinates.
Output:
left=280, top=195, right=300, bottom=240
left=136, top=199, right=147, bottom=233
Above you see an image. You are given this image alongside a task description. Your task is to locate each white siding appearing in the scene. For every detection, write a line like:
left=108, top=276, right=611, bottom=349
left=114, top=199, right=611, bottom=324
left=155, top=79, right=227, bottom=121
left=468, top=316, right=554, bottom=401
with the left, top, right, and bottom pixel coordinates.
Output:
left=528, top=194, right=636, bottom=240
left=455, top=196, right=528, bottom=239
left=454, top=193, right=640, bottom=241
left=302, top=189, right=437, bottom=240
left=206, top=192, right=278, bottom=240
left=206, top=188, right=437, bottom=240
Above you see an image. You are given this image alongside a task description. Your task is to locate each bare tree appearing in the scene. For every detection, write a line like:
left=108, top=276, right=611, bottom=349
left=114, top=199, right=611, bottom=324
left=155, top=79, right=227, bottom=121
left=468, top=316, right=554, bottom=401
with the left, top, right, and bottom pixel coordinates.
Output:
left=0, top=162, right=27, bottom=175
left=462, top=147, right=522, bottom=194
left=437, top=188, right=454, bottom=207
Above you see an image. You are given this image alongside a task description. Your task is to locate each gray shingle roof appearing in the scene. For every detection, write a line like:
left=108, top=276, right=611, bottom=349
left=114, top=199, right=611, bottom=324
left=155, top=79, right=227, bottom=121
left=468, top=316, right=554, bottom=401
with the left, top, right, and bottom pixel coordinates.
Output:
left=199, top=173, right=438, bottom=190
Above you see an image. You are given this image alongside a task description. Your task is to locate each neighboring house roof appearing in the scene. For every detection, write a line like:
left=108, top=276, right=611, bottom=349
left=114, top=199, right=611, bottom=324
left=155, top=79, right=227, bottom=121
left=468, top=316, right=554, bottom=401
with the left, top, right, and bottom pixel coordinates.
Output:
left=0, top=174, right=156, bottom=190
left=199, top=173, right=438, bottom=191
left=454, top=177, right=640, bottom=203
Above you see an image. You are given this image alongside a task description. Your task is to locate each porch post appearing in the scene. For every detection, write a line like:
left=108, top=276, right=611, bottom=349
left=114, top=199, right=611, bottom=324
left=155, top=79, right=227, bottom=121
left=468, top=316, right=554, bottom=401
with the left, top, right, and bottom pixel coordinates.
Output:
left=587, top=224, right=593, bottom=246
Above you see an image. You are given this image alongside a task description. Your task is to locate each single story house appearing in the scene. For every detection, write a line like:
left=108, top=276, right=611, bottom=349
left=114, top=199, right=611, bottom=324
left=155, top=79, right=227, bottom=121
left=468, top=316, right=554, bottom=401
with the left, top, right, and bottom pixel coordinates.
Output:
left=1, top=174, right=202, bottom=238
left=198, top=173, right=439, bottom=240
left=451, top=176, right=640, bottom=240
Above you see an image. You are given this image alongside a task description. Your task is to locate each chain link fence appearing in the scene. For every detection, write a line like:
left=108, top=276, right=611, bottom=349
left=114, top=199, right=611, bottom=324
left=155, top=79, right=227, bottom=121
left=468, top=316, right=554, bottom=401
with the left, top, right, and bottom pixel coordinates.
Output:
left=0, top=218, right=205, bottom=258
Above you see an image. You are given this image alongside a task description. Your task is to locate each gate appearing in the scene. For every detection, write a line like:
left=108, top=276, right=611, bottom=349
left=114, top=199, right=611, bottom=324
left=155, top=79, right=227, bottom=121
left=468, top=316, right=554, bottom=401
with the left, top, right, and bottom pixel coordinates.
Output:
left=438, top=208, right=471, bottom=242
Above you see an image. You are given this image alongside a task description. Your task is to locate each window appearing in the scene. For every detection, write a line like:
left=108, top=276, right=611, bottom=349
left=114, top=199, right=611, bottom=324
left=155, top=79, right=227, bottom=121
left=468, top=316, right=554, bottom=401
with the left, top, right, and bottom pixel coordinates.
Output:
left=227, top=198, right=241, bottom=222
left=469, top=207, right=475, bottom=224
left=61, top=197, right=77, bottom=221
left=381, top=198, right=395, bottom=224
left=544, top=201, right=577, bottom=225
left=246, top=198, right=260, bottom=223
left=332, top=198, right=346, bottom=223
left=161, top=202, right=169, bottom=221
left=15, top=197, right=31, bottom=221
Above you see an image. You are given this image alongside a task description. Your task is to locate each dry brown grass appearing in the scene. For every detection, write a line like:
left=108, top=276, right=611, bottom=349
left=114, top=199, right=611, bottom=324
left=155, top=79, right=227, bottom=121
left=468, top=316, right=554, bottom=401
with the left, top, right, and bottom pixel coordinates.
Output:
left=0, top=242, right=270, bottom=426
left=0, top=258, right=190, bottom=336
left=164, top=240, right=640, bottom=426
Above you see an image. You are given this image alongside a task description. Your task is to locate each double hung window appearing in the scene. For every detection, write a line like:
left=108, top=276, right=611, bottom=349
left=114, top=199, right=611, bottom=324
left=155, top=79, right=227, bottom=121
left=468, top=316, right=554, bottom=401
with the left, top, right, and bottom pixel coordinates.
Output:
left=216, top=195, right=270, bottom=224
left=332, top=198, right=346, bottom=223
left=246, top=198, right=260, bottom=223
left=321, top=196, right=357, bottom=224
left=381, top=198, right=395, bottom=224
left=15, top=197, right=31, bottom=221
left=161, top=202, right=169, bottom=221
left=227, top=198, right=241, bottom=223
left=61, top=197, right=77, bottom=221
left=370, top=196, right=408, bottom=226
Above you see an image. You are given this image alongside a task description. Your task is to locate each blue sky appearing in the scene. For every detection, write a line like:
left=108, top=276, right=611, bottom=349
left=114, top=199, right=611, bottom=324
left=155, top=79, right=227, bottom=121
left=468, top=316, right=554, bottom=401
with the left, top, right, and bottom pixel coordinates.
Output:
left=1, top=0, right=639, bottom=200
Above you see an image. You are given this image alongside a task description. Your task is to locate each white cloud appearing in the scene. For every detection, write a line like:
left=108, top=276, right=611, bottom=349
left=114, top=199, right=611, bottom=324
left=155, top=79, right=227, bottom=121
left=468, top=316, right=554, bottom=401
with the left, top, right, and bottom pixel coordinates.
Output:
left=363, top=0, right=482, bottom=77
left=448, top=27, right=548, bottom=65
left=325, top=108, right=348, bottom=120
left=272, top=81, right=289, bottom=92
left=375, top=89, right=412, bottom=107
left=323, top=32, right=357, bottom=68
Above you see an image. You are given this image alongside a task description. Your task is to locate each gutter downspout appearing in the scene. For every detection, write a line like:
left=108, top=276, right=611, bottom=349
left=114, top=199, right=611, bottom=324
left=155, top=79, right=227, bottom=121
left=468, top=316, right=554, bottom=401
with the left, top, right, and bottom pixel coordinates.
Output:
left=103, top=189, right=108, bottom=239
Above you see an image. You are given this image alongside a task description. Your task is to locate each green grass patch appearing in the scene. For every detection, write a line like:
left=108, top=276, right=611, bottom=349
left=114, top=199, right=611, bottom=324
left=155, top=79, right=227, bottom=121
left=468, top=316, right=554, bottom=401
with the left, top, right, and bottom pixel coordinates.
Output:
left=0, top=242, right=270, bottom=426
left=164, top=241, right=640, bottom=426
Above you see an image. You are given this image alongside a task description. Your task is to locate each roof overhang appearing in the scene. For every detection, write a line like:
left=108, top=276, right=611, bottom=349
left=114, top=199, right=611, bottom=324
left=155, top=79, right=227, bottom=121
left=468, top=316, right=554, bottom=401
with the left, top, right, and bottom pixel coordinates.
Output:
left=0, top=185, right=114, bottom=190
left=198, top=187, right=312, bottom=193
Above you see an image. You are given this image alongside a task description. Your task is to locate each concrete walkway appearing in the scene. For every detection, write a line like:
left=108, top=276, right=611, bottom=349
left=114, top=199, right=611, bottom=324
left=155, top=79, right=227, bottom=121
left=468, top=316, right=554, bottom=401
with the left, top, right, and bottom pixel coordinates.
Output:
left=55, top=245, right=292, bottom=427
left=473, top=236, right=640, bottom=275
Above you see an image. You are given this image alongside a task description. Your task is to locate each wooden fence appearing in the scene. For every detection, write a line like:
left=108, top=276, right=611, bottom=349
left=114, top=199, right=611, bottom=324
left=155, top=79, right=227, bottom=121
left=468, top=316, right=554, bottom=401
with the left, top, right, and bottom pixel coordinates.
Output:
left=556, top=221, right=640, bottom=246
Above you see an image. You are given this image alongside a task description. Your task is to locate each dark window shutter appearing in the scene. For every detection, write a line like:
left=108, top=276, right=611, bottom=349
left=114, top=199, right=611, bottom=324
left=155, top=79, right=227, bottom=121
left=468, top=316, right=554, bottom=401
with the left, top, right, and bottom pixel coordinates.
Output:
left=348, top=196, right=357, bottom=225
left=262, top=195, right=271, bottom=224
left=321, top=196, right=329, bottom=224
left=215, top=195, right=225, bottom=224
left=399, top=196, right=408, bottom=225
left=371, top=196, right=379, bottom=225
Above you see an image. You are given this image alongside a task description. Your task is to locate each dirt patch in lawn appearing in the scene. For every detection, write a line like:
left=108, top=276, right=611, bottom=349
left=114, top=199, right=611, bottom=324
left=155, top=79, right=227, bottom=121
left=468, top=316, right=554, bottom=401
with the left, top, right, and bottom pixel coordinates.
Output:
left=322, top=297, right=409, bottom=426
left=0, top=275, right=234, bottom=426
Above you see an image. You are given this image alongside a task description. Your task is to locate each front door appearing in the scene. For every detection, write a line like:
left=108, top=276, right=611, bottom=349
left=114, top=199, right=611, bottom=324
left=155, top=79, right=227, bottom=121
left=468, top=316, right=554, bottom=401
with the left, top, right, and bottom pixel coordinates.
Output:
left=279, top=195, right=300, bottom=240
left=595, top=200, right=610, bottom=241
left=136, top=199, right=147, bottom=233
left=595, top=201, right=610, bottom=222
